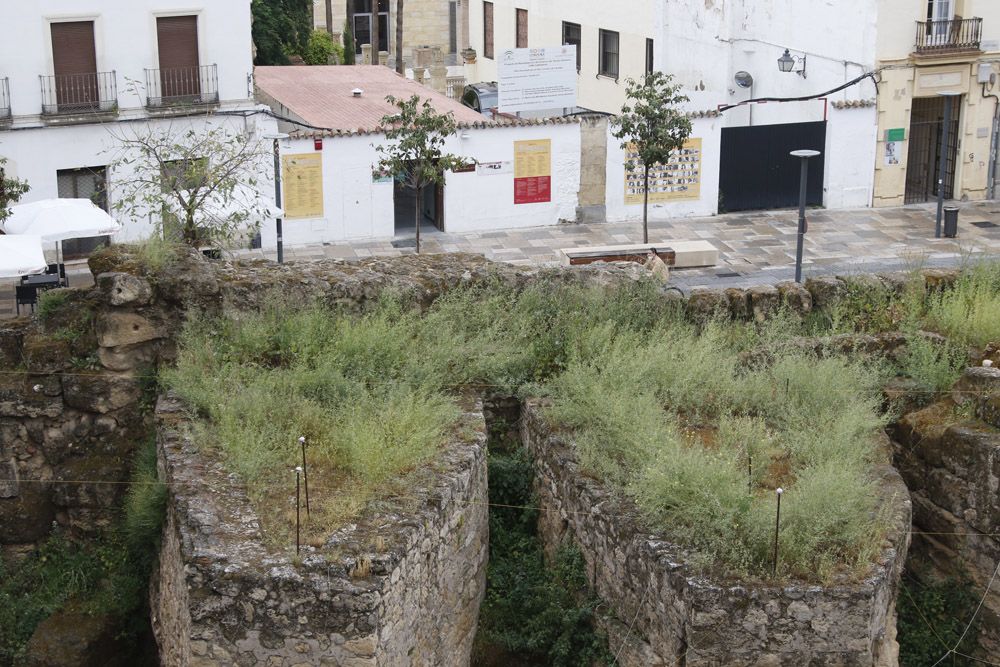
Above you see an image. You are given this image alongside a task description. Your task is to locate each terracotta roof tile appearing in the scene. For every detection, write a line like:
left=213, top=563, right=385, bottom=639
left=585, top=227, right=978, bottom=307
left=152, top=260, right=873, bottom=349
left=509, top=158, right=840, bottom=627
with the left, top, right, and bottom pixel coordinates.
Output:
left=254, top=65, right=485, bottom=132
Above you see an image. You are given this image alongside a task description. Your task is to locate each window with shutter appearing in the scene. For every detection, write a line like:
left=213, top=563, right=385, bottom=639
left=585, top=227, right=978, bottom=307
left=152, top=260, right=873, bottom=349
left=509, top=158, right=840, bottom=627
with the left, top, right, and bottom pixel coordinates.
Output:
left=50, top=21, right=98, bottom=110
left=516, top=9, right=527, bottom=49
left=483, top=2, right=494, bottom=59
left=157, top=16, right=201, bottom=101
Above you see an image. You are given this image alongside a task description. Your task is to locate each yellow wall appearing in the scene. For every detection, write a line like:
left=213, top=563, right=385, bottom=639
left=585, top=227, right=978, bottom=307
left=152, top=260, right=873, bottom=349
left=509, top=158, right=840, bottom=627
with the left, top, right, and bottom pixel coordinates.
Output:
left=874, top=0, right=1000, bottom=205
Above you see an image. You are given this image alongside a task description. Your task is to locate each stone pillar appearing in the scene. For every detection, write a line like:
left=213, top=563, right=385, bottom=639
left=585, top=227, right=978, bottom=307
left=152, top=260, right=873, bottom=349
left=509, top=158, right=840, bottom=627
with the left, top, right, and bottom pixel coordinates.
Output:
left=577, top=115, right=609, bottom=223
left=430, top=64, right=448, bottom=94
left=361, top=43, right=373, bottom=65
left=378, top=50, right=390, bottom=66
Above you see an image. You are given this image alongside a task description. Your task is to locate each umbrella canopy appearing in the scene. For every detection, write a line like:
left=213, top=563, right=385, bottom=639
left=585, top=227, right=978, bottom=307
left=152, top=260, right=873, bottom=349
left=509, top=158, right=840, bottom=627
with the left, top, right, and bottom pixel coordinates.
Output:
left=3, top=199, right=121, bottom=242
left=180, top=183, right=284, bottom=225
left=0, top=235, right=47, bottom=278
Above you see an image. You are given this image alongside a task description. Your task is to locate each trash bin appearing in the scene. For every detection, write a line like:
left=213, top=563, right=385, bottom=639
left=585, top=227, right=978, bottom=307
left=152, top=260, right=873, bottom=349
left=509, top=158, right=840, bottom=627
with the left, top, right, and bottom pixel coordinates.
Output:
left=944, top=206, right=959, bottom=238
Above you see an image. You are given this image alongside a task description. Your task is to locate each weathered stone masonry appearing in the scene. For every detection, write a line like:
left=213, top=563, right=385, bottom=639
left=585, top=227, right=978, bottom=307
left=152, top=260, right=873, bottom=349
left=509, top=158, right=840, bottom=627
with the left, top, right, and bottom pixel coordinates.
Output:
left=522, top=399, right=912, bottom=667
left=152, top=395, right=488, bottom=667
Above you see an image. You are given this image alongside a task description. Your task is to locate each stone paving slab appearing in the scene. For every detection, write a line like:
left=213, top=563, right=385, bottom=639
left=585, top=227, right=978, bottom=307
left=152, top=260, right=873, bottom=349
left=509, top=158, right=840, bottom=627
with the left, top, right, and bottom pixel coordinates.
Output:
left=4, top=202, right=1000, bottom=318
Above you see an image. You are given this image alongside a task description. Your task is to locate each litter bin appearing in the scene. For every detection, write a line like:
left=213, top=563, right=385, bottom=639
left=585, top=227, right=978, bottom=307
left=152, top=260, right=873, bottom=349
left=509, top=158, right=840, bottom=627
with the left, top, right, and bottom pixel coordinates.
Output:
left=944, top=205, right=959, bottom=238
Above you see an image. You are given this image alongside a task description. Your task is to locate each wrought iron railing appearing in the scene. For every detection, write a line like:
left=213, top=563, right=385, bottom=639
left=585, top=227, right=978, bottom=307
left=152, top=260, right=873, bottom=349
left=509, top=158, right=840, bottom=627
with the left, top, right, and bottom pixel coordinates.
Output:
left=40, top=71, right=117, bottom=115
left=144, top=64, right=219, bottom=108
left=915, top=17, right=982, bottom=53
left=0, top=78, right=10, bottom=120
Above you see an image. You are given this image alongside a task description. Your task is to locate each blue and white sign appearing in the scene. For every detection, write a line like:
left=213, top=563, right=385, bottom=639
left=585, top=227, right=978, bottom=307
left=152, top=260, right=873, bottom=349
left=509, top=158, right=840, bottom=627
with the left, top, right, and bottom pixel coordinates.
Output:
left=498, top=46, right=578, bottom=114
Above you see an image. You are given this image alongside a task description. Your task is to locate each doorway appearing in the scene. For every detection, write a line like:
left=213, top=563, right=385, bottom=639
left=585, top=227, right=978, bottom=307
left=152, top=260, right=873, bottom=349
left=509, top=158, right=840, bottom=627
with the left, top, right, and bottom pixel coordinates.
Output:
left=904, top=96, right=960, bottom=204
left=57, top=165, right=109, bottom=258
left=393, top=181, right=444, bottom=235
left=351, top=0, right=389, bottom=55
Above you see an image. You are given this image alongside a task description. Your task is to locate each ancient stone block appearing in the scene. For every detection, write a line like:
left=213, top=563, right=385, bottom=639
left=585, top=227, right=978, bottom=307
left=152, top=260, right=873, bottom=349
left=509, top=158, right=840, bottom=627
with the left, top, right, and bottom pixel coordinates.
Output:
left=748, top=284, right=780, bottom=323
left=776, top=281, right=813, bottom=315
left=98, top=272, right=153, bottom=306
left=804, top=275, right=845, bottom=310
left=724, top=288, right=750, bottom=320
left=0, top=484, right=55, bottom=543
left=23, top=603, right=130, bottom=667
left=953, top=366, right=1000, bottom=406
left=686, top=288, right=728, bottom=323
left=96, top=312, right=165, bottom=348
left=62, top=373, right=142, bottom=414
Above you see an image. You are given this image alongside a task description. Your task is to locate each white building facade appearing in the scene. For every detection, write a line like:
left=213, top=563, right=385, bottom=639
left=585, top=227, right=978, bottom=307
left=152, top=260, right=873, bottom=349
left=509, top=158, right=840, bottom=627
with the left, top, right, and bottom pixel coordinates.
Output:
left=0, top=0, right=273, bottom=251
left=467, top=0, right=879, bottom=218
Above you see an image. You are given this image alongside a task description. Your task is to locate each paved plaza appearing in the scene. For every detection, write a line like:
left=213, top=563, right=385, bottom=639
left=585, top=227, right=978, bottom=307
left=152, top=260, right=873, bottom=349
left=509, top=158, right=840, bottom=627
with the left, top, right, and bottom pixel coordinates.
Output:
left=4, top=201, right=1000, bottom=318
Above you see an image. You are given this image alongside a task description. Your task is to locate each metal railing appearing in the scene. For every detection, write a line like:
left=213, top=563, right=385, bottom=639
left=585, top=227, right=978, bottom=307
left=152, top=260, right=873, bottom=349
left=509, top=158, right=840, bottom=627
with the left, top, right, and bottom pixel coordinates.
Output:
left=0, top=78, right=10, bottom=120
left=915, top=17, right=982, bottom=53
left=40, top=71, right=117, bottom=115
left=446, top=76, right=466, bottom=99
left=144, top=64, right=219, bottom=108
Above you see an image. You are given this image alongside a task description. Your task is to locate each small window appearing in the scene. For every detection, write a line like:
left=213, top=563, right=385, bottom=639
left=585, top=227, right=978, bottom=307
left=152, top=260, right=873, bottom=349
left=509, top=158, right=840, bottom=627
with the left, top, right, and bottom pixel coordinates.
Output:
left=646, top=38, right=654, bottom=74
left=483, top=1, right=494, bottom=59
left=516, top=8, right=528, bottom=49
left=563, top=21, right=581, bottom=71
left=599, top=29, right=619, bottom=79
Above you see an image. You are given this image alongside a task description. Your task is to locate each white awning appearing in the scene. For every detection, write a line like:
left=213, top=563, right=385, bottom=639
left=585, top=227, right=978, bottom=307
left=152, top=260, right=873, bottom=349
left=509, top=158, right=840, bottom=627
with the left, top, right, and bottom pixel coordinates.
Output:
left=3, top=199, right=122, bottom=242
left=0, top=235, right=47, bottom=278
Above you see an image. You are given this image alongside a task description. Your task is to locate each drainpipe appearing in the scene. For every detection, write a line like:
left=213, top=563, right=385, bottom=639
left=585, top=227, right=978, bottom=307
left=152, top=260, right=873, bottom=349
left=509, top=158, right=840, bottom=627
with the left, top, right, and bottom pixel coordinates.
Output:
left=984, top=82, right=1000, bottom=200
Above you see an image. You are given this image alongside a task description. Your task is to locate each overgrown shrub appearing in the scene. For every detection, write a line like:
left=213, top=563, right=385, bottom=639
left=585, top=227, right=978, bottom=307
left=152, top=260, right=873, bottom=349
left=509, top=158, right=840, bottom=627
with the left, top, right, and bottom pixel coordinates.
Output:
left=898, top=569, right=982, bottom=666
left=924, top=262, right=1000, bottom=347
left=303, top=29, right=337, bottom=65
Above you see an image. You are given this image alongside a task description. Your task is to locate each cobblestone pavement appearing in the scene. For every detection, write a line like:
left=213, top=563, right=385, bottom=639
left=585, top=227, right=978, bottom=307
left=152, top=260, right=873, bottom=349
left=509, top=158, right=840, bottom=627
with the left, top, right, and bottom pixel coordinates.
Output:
left=4, top=201, right=1000, bottom=318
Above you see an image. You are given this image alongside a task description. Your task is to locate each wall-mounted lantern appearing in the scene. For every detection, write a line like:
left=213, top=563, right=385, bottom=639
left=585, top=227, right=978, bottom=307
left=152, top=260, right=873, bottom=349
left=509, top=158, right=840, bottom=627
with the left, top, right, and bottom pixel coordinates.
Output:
left=777, top=49, right=807, bottom=78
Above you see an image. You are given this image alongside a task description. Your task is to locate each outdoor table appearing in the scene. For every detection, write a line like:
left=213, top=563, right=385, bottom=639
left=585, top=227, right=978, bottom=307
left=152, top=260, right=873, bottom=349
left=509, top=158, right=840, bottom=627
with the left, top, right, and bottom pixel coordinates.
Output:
left=22, top=274, right=61, bottom=289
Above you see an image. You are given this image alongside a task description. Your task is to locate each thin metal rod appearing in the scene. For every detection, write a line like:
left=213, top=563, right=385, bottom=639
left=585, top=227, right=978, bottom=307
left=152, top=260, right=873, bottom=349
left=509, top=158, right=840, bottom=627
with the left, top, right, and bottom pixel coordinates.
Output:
left=300, top=436, right=310, bottom=516
left=936, top=95, right=954, bottom=238
left=748, top=453, right=753, bottom=495
left=773, top=488, right=783, bottom=576
left=795, top=157, right=809, bottom=283
left=295, top=467, right=301, bottom=554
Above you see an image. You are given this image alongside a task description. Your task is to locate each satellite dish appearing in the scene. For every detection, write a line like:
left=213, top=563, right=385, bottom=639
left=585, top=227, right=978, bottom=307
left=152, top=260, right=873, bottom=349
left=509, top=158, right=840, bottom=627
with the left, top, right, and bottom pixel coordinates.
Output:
left=734, top=71, right=754, bottom=89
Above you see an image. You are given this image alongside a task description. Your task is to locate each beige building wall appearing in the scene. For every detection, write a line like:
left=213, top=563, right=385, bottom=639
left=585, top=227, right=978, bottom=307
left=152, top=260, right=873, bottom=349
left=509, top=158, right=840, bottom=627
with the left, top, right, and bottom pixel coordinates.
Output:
left=465, top=0, right=655, bottom=113
left=313, top=0, right=456, bottom=67
left=874, top=0, right=1000, bottom=206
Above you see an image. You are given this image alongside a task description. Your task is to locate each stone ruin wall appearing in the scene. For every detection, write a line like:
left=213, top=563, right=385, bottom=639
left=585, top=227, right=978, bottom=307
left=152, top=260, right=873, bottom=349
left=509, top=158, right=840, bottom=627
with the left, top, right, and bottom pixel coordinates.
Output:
left=3, top=246, right=993, bottom=666
left=152, top=395, right=488, bottom=667
left=893, top=365, right=1000, bottom=656
left=521, top=399, right=913, bottom=666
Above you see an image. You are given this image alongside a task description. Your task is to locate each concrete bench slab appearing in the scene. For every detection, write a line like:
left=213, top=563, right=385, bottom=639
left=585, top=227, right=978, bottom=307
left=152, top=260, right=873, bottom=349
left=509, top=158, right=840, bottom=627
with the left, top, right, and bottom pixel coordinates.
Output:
left=558, top=240, right=718, bottom=268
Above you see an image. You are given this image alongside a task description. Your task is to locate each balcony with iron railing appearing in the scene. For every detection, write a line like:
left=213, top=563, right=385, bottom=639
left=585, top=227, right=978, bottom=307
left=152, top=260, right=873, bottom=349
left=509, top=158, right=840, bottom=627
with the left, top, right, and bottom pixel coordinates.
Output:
left=915, top=17, right=983, bottom=55
left=0, top=78, right=10, bottom=123
left=40, top=71, right=118, bottom=116
left=144, top=64, right=219, bottom=110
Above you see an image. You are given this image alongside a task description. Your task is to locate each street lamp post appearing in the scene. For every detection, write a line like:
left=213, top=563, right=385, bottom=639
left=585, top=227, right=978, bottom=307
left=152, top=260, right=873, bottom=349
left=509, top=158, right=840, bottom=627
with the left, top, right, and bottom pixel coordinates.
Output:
left=790, top=149, right=821, bottom=284
left=264, top=132, right=290, bottom=263
left=935, top=91, right=961, bottom=239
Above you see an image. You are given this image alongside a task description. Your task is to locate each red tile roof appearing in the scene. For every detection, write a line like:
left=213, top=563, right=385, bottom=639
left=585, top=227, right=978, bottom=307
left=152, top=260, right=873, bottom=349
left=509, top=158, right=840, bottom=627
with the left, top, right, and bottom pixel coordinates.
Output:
left=254, top=65, right=486, bottom=133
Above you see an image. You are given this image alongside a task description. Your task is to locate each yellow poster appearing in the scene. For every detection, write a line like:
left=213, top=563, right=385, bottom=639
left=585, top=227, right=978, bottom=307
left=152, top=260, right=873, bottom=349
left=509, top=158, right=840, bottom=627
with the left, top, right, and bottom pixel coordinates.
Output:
left=514, top=139, right=551, bottom=204
left=624, top=138, right=702, bottom=205
left=282, top=153, right=324, bottom=219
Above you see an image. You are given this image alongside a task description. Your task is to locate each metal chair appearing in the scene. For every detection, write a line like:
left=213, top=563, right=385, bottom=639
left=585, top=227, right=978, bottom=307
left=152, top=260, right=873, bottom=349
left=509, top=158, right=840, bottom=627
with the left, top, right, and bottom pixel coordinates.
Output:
left=46, top=263, right=68, bottom=287
left=15, top=284, right=38, bottom=315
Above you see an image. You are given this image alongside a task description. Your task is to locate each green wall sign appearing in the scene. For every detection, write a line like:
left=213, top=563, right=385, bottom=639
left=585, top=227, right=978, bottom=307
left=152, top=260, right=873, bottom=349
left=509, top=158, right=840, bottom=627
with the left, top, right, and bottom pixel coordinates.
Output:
left=886, top=128, right=905, bottom=142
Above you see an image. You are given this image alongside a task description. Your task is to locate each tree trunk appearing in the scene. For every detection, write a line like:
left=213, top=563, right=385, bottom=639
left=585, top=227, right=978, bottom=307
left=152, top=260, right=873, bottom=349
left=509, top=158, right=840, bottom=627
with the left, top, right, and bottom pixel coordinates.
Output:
left=643, top=165, right=650, bottom=245
left=325, top=0, right=333, bottom=34
left=395, top=0, right=404, bottom=74
left=371, top=0, right=380, bottom=65
left=184, top=210, right=198, bottom=246
left=413, top=184, right=421, bottom=253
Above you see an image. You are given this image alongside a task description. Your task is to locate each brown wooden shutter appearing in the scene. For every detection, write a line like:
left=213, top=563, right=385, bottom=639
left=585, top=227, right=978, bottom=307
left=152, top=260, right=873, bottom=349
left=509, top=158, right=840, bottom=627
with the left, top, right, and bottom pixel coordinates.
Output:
left=516, top=9, right=527, bottom=49
left=483, top=2, right=494, bottom=59
left=157, top=16, right=200, bottom=99
left=51, top=21, right=97, bottom=108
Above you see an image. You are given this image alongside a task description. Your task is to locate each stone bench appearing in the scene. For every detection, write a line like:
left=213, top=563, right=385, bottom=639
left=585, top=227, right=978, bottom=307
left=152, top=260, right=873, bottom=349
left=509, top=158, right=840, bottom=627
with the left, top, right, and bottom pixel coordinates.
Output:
left=558, top=240, right=719, bottom=268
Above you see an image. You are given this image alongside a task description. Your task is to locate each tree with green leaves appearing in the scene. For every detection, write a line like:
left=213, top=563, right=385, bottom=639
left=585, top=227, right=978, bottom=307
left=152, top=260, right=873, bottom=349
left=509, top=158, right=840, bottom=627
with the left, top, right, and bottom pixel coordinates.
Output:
left=251, top=0, right=312, bottom=65
left=109, top=125, right=270, bottom=247
left=343, top=20, right=356, bottom=65
left=611, top=72, right=693, bottom=244
left=0, top=157, right=29, bottom=224
left=375, top=95, right=469, bottom=253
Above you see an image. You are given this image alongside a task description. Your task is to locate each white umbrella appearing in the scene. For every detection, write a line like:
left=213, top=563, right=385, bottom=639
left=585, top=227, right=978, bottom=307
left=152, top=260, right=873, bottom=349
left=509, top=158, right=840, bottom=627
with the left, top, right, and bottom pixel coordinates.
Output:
left=3, top=199, right=121, bottom=242
left=0, top=235, right=47, bottom=279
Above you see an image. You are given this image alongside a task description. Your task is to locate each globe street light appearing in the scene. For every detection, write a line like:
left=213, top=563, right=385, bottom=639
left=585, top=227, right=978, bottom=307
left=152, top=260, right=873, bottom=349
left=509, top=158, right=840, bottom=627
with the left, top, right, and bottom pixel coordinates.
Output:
left=790, top=149, right=821, bottom=283
left=264, top=132, right=290, bottom=263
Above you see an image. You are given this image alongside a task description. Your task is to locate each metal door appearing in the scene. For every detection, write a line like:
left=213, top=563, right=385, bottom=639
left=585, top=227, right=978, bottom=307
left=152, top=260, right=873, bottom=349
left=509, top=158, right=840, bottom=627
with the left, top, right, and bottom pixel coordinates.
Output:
left=905, top=96, right=959, bottom=204
left=719, top=121, right=826, bottom=212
